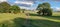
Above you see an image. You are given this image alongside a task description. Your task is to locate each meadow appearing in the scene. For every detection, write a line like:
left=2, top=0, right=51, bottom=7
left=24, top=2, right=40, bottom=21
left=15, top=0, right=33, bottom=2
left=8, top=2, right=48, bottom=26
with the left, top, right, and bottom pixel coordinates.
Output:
left=0, top=12, right=60, bottom=27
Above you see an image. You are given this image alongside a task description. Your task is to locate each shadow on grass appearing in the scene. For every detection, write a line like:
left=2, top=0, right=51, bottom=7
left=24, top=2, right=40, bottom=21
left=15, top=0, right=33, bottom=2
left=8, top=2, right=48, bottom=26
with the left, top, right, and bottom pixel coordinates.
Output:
left=13, top=17, right=60, bottom=27
left=29, top=13, right=60, bottom=20
left=29, top=13, right=39, bottom=16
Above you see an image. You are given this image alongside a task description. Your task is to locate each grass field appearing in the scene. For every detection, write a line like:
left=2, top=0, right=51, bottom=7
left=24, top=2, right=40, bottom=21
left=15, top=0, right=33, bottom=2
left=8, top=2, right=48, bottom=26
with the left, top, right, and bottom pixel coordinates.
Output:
left=0, top=12, right=60, bottom=27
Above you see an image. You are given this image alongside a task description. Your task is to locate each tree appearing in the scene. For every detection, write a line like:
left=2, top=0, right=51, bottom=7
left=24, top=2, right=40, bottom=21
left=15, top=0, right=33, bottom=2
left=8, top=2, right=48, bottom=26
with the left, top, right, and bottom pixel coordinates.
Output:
left=0, top=2, right=11, bottom=13
left=37, top=4, right=43, bottom=15
left=37, top=2, right=52, bottom=16
left=10, top=5, right=20, bottom=14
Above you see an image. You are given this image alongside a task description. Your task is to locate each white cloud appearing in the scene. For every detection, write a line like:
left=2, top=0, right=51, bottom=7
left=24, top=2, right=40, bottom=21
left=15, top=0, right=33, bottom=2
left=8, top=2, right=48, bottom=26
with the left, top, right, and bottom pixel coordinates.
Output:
left=20, top=6, right=30, bottom=9
left=0, top=0, right=7, bottom=2
left=14, top=0, right=35, bottom=9
left=51, top=7, right=60, bottom=11
left=15, top=1, right=34, bottom=6
left=56, top=7, right=60, bottom=11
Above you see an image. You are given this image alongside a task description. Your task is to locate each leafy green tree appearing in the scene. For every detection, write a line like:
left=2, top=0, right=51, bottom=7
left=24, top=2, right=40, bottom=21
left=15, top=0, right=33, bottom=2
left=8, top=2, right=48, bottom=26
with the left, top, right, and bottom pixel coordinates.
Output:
left=37, top=4, right=43, bottom=15
left=0, top=2, right=11, bottom=13
left=10, top=5, right=20, bottom=14
left=37, top=2, right=52, bottom=16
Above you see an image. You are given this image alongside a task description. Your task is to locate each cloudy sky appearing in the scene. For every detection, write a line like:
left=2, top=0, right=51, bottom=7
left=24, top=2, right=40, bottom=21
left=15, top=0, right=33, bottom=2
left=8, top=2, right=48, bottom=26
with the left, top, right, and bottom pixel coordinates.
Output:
left=0, top=0, right=60, bottom=11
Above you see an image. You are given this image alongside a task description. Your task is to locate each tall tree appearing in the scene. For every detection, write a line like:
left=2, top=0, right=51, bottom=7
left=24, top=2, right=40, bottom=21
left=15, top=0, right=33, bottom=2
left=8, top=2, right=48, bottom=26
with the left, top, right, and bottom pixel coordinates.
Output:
left=37, top=2, right=52, bottom=16
left=10, top=5, right=20, bottom=14
left=0, top=2, right=11, bottom=13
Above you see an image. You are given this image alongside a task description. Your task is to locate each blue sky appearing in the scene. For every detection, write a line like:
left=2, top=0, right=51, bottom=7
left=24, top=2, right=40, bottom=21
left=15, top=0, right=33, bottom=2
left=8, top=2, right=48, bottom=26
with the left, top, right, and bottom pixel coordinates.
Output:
left=0, top=0, right=60, bottom=11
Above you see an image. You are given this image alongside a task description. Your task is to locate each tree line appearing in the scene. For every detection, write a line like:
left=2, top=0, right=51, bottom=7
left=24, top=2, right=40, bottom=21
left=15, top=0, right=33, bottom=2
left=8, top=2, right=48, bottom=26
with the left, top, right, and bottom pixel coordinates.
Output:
left=0, top=2, right=52, bottom=16
left=0, top=2, right=21, bottom=14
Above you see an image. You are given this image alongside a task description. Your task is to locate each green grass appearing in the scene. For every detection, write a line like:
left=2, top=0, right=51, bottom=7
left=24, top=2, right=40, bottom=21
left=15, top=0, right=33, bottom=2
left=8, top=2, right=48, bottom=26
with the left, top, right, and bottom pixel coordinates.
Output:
left=13, top=18, right=60, bottom=27
left=29, top=12, right=60, bottom=22
left=0, top=12, right=60, bottom=27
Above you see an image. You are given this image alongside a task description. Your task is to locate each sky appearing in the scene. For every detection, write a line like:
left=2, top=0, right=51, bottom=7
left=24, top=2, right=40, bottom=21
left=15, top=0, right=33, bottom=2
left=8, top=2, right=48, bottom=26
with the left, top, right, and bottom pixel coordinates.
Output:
left=0, top=0, right=60, bottom=11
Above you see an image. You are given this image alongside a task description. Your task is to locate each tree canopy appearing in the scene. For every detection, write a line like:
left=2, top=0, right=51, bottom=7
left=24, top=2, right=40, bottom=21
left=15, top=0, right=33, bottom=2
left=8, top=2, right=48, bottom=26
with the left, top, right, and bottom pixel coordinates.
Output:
left=10, top=5, right=20, bottom=13
left=0, top=2, right=11, bottom=13
left=37, top=2, right=52, bottom=16
left=0, top=2, right=21, bottom=14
